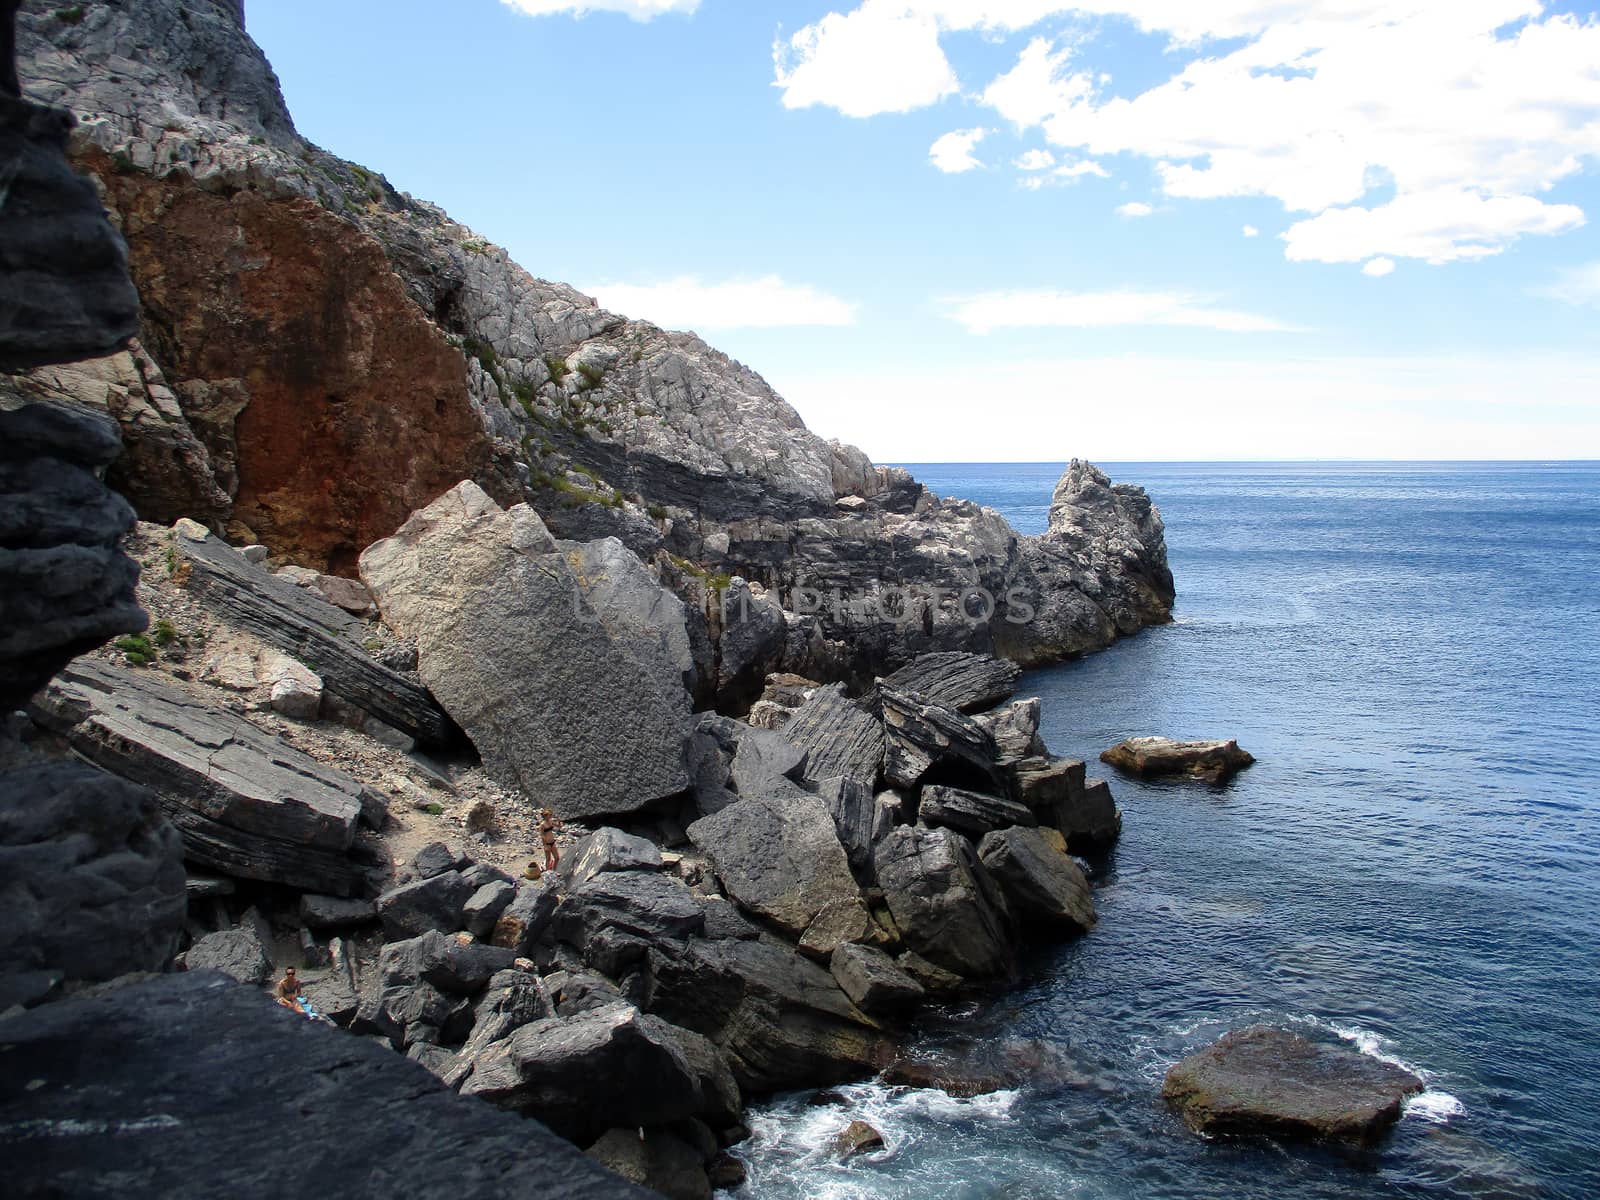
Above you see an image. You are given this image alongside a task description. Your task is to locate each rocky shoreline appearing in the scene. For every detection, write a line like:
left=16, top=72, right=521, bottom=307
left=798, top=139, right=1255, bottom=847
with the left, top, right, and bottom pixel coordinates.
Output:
left=0, top=5, right=1187, bottom=1199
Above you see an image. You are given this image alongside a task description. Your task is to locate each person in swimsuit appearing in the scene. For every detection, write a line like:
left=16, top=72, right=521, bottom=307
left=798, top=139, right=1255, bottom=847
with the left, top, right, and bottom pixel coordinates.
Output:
left=539, top=808, right=561, bottom=871
left=274, top=966, right=305, bottom=1012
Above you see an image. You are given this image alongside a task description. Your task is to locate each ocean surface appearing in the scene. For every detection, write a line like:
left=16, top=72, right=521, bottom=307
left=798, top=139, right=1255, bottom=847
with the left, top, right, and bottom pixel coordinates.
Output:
left=731, top=462, right=1600, bottom=1200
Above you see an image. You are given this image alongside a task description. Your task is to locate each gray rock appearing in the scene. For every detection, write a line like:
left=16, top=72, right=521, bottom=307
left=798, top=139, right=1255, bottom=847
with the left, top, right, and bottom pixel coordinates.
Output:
left=1163, top=1026, right=1425, bottom=1141
left=727, top=725, right=807, bottom=796
left=894, top=950, right=964, bottom=996
left=1056, top=777, right=1122, bottom=854
left=490, top=877, right=563, bottom=956
left=412, top=841, right=464, bottom=879
left=562, top=826, right=663, bottom=888
left=0, top=89, right=139, bottom=369
left=554, top=870, right=706, bottom=958
left=715, top=579, right=788, bottom=710
left=172, top=527, right=457, bottom=747
left=460, top=1001, right=705, bottom=1143
left=695, top=895, right=762, bottom=941
left=641, top=936, right=887, bottom=1093
left=919, top=784, right=1036, bottom=839
left=1101, top=736, right=1256, bottom=784
left=445, top=968, right=554, bottom=1088
left=874, top=826, right=1013, bottom=979
left=687, top=789, right=862, bottom=940
left=777, top=682, right=884, bottom=787
left=299, top=894, right=375, bottom=930
left=462, top=880, right=516, bottom=940
left=880, top=652, right=1021, bottom=714
left=586, top=1127, right=712, bottom=1200
left=184, top=926, right=272, bottom=985
left=879, top=684, right=1004, bottom=795
left=974, top=697, right=1043, bottom=763
left=359, top=483, right=691, bottom=820
left=0, top=971, right=652, bottom=1199
left=1013, top=755, right=1085, bottom=816
left=0, top=760, right=183, bottom=1008
left=379, top=930, right=516, bottom=996
left=810, top=774, right=883, bottom=878
left=376, top=871, right=473, bottom=940
left=241, top=544, right=270, bottom=563
left=30, top=659, right=372, bottom=896
left=300, top=970, right=360, bottom=1026
left=829, top=942, right=925, bottom=1014
left=977, top=826, right=1096, bottom=933
left=559, top=536, right=696, bottom=695
left=835, top=1119, right=886, bottom=1159
left=0, top=398, right=144, bottom=711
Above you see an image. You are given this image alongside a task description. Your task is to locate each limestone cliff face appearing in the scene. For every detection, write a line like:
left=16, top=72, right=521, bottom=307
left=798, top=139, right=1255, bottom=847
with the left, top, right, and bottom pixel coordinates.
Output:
left=18, top=0, right=1173, bottom=679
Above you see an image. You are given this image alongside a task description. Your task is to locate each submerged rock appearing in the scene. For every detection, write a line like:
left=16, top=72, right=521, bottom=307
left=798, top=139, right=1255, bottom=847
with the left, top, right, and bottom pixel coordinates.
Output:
left=1162, top=1026, right=1425, bottom=1141
left=1101, top=736, right=1255, bottom=784
left=834, top=1119, right=887, bottom=1159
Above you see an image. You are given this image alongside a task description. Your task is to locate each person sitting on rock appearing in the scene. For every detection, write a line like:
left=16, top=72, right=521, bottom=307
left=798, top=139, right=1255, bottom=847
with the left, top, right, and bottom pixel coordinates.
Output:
left=539, top=808, right=561, bottom=871
left=274, top=966, right=304, bottom=1012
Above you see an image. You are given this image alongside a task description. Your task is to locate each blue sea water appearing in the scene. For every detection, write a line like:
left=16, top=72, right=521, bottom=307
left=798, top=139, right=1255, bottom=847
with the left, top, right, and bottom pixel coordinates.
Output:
left=733, top=462, right=1600, bottom=1200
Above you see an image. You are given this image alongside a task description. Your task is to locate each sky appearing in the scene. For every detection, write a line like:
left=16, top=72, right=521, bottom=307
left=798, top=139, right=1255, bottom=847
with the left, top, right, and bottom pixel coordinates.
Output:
left=247, top=1, right=1600, bottom=462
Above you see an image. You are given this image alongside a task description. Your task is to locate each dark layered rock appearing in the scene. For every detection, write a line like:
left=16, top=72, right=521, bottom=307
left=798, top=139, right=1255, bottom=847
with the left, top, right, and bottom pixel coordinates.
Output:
left=918, top=784, right=1036, bottom=839
left=1163, top=1026, right=1425, bottom=1141
left=173, top=524, right=456, bottom=746
left=444, top=968, right=554, bottom=1088
left=0, top=759, right=184, bottom=1009
left=563, top=827, right=664, bottom=888
left=687, top=788, right=864, bottom=942
left=879, top=652, right=1021, bottom=714
left=974, top=697, right=1043, bottom=763
left=0, top=397, right=144, bottom=711
left=726, top=724, right=807, bottom=796
left=554, top=870, right=707, bottom=971
left=0, top=89, right=138, bottom=368
left=376, top=871, right=473, bottom=940
left=777, top=681, right=884, bottom=787
left=829, top=942, right=925, bottom=1015
left=879, top=684, right=1004, bottom=796
left=811, top=774, right=887, bottom=878
left=1101, top=736, right=1255, bottom=784
left=185, top=925, right=272, bottom=985
left=491, top=876, right=563, bottom=956
left=459, top=1002, right=705, bottom=1143
left=298, top=893, right=376, bottom=930
left=462, top=880, right=516, bottom=940
left=873, top=826, right=1013, bottom=979
left=359, top=483, right=691, bottom=820
left=642, top=936, right=887, bottom=1093
left=977, top=827, right=1096, bottom=934
left=587, top=1127, right=712, bottom=1200
left=1055, top=777, right=1122, bottom=854
left=30, top=659, right=373, bottom=895
left=0, top=971, right=651, bottom=1199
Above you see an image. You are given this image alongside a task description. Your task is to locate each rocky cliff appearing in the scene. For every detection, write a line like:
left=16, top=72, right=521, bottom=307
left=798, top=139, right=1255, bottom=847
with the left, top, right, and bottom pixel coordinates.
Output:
left=17, top=0, right=1172, bottom=696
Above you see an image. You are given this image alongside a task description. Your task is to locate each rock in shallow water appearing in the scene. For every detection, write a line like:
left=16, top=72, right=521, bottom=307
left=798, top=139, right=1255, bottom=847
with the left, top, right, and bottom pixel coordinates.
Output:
left=1162, top=1026, right=1425, bottom=1141
left=1100, top=736, right=1255, bottom=784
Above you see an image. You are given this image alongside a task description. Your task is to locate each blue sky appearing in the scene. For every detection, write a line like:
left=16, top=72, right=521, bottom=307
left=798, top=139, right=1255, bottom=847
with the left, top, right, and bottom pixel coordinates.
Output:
left=248, top=1, right=1600, bottom=461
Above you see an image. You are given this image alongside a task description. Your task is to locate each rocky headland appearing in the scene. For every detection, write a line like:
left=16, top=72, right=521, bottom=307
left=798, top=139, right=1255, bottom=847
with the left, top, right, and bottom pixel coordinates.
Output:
left=1, top=3, right=1194, bottom=1198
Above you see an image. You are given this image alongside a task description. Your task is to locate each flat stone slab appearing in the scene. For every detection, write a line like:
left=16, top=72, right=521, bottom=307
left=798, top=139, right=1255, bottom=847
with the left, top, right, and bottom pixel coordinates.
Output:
left=30, top=659, right=371, bottom=895
left=1163, top=1026, right=1425, bottom=1141
left=879, top=652, right=1020, bottom=714
left=0, top=971, right=652, bottom=1198
left=1100, top=736, right=1254, bottom=784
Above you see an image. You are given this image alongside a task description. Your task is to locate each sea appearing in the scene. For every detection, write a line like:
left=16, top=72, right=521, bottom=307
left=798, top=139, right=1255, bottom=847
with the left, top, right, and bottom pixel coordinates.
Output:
left=730, top=461, right=1600, bottom=1200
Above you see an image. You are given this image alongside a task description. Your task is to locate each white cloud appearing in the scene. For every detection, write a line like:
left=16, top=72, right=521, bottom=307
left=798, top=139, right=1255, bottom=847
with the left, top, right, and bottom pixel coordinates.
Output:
left=1116, top=201, right=1154, bottom=217
left=1283, top=188, right=1585, bottom=264
left=1243, top=225, right=1260, bottom=237
left=931, top=127, right=989, bottom=173
left=588, top=276, right=857, bottom=330
left=498, top=0, right=697, bottom=18
left=1362, top=257, right=1396, bottom=277
left=945, top=288, right=1301, bottom=333
left=982, top=3, right=1600, bottom=265
left=775, top=3, right=1600, bottom=266
left=772, top=351, right=1600, bottom=462
left=1015, top=148, right=1056, bottom=171
left=773, top=1, right=957, bottom=117
left=1535, top=261, right=1600, bottom=304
